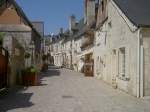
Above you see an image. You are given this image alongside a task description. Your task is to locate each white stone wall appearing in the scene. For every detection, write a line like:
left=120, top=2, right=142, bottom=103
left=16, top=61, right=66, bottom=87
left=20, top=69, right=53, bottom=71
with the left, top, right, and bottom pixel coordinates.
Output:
left=53, top=42, right=60, bottom=66
left=141, top=28, right=150, bottom=96
left=3, top=34, right=13, bottom=55
left=52, top=40, right=65, bottom=67
left=2, top=31, right=32, bottom=86
left=72, top=38, right=82, bottom=70
left=64, top=40, right=72, bottom=68
left=94, top=22, right=108, bottom=79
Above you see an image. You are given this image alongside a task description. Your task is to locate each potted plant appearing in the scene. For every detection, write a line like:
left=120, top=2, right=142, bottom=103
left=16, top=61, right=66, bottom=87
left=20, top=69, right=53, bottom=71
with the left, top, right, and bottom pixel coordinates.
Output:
left=22, top=66, right=37, bottom=86
left=41, top=54, right=48, bottom=72
left=30, top=66, right=37, bottom=86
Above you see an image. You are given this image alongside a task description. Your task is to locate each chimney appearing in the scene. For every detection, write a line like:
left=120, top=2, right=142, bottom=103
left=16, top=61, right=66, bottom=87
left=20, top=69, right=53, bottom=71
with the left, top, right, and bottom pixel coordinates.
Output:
left=84, top=0, right=96, bottom=25
left=69, top=15, right=76, bottom=31
left=59, top=28, right=63, bottom=34
left=84, top=0, right=88, bottom=23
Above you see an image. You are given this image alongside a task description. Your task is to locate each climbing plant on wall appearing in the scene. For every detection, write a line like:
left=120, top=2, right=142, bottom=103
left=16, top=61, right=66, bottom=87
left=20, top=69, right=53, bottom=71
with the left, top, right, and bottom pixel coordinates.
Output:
left=0, top=33, right=5, bottom=46
left=25, top=52, right=31, bottom=59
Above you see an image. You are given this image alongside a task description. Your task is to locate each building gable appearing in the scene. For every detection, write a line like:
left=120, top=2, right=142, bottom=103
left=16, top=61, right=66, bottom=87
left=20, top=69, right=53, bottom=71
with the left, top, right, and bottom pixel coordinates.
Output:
left=113, top=0, right=150, bottom=28
left=0, top=5, right=23, bottom=24
left=0, top=0, right=41, bottom=38
left=111, top=0, right=137, bottom=32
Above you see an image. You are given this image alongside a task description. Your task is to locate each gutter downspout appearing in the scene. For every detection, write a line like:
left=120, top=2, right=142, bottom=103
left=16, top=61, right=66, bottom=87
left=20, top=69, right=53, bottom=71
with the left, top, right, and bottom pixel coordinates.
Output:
left=137, top=28, right=143, bottom=98
left=140, top=40, right=144, bottom=98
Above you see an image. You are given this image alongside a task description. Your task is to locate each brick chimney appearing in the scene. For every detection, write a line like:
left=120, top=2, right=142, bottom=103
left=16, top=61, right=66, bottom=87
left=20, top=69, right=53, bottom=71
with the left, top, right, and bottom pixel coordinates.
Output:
left=84, top=0, right=96, bottom=25
left=69, top=15, right=76, bottom=31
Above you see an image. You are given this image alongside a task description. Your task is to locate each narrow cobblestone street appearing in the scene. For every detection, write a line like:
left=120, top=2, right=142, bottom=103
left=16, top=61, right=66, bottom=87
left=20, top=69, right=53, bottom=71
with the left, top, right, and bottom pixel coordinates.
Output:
left=1, top=68, right=150, bottom=112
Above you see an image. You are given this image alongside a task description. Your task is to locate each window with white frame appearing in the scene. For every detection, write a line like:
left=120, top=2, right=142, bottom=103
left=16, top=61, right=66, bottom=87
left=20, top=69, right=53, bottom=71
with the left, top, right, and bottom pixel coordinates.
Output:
left=119, top=47, right=126, bottom=78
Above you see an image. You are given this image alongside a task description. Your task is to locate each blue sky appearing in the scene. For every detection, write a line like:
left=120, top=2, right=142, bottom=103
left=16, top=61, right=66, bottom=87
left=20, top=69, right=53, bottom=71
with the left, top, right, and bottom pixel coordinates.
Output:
left=16, top=0, right=84, bottom=35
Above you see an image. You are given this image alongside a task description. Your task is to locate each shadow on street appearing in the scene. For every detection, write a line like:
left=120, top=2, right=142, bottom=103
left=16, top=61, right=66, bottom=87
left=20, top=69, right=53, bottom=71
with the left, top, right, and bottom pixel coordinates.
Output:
left=0, top=66, right=61, bottom=112
left=38, top=67, right=61, bottom=86
left=0, top=87, right=34, bottom=112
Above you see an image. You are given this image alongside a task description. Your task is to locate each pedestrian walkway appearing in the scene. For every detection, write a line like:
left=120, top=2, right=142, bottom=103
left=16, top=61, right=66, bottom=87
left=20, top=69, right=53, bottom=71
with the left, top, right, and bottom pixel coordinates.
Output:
left=0, top=68, right=150, bottom=112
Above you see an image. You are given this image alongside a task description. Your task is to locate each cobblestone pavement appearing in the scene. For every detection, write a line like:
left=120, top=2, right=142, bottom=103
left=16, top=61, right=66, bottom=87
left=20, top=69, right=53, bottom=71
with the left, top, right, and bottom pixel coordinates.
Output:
left=1, top=68, right=150, bottom=112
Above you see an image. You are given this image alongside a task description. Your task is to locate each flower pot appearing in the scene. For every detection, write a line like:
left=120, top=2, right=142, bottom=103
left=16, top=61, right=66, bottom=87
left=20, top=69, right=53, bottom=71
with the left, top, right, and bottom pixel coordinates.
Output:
left=22, top=72, right=37, bottom=86
left=30, top=72, right=37, bottom=86
left=22, top=66, right=38, bottom=86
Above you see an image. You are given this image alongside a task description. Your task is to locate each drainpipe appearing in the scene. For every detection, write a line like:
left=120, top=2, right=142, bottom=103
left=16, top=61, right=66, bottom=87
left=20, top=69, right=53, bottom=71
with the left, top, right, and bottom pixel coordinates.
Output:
left=140, top=43, right=144, bottom=98
left=70, top=39, right=73, bottom=69
left=137, top=28, right=142, bottom=98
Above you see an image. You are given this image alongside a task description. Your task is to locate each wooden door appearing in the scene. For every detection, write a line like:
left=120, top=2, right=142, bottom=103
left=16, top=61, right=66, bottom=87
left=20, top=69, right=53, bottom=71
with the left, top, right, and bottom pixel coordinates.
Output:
left=84, top=53, right=94, bottom=77
left=0, top=48, right=8, bottom=89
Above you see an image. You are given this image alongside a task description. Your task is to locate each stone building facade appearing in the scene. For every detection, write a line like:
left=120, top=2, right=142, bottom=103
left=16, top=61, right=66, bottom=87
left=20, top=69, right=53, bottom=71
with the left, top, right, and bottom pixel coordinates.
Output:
left=94, top=0, right=150, bottom=98
left=0, top=0, right=42, bottom=86
left=50, top=0, right=150, bottom=98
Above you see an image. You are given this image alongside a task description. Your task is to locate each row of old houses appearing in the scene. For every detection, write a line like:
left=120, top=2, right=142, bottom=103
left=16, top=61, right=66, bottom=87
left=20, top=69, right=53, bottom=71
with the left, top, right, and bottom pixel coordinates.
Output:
left=50, top=0, right=150, bottom=98
left=0, top=0, right=43, bottom=89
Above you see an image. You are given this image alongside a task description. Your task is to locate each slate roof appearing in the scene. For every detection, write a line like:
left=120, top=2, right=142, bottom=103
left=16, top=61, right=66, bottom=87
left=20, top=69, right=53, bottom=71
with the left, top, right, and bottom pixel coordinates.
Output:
left=113, top=0, right=150, bottom=27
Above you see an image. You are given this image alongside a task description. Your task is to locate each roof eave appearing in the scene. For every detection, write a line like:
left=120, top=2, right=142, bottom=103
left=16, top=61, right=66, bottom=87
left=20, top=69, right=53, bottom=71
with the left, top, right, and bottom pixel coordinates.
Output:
left=139, top=24, right=150, bottom=28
